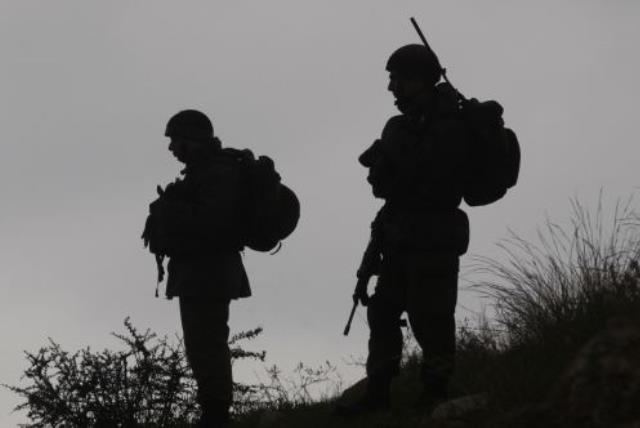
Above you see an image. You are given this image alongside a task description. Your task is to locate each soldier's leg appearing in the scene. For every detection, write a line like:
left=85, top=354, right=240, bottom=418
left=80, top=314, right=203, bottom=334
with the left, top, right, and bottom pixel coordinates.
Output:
left=179, top=295, right=232, bottom=423
left=406, top=253, right=458, bottom=399
left=366, top=255, right=406, bottom=401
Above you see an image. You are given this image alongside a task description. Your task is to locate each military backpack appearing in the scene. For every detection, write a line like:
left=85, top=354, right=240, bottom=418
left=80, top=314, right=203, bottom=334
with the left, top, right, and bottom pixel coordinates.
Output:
left=456, top=90, right=520, bottom=206
left=224, top=148, right=300, bottom=252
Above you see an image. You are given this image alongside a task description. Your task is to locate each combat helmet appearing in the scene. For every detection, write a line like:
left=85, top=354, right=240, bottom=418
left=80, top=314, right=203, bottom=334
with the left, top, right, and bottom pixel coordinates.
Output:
left=386, top=44, right=442, bottom=86
left=165, top=109, right=215, bottom=142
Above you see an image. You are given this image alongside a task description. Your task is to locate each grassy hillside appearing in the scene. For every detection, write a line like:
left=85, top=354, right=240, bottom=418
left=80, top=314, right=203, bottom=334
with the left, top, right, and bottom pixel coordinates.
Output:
left=234, top=199, right=640, bottom=427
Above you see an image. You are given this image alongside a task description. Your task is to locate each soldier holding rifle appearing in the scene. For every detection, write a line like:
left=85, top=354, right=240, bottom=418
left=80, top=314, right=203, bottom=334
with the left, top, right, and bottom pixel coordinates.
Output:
left=340, top=29, right=471, bottom=414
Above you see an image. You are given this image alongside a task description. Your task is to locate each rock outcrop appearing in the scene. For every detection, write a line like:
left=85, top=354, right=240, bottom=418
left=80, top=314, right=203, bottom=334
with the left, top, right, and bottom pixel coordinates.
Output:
left=496, top=317, right=640, bottom=428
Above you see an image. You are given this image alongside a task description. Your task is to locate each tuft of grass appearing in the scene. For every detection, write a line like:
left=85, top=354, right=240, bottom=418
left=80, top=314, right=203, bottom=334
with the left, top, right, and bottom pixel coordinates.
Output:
left=467, top=196, right=640, bottom=413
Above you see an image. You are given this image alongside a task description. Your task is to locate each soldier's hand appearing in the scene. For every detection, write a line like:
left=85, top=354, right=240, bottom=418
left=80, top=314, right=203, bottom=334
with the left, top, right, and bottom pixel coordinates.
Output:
left=354, top=277, right=370, bottom=306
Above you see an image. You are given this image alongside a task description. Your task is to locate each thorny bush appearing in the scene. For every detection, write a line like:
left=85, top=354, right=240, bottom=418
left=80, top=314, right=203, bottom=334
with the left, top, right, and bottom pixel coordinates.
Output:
left=4, top=318, right=265, bottom=427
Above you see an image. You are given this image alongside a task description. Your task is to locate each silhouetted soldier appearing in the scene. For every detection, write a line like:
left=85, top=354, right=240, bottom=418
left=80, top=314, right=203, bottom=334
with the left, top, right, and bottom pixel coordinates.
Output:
left=342, top=45, right=471, bottom=414
left=142, top=110, right=250, bottom=428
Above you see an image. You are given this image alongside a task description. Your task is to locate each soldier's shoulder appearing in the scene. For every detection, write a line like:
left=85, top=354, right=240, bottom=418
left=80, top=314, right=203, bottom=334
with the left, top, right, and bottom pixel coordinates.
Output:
left=381, top=115, right=408, bottom=140
left=434, top=111, right=466, bottom=132
left=382, top=114, right=406, bottom=130
left=431, top=114, right=472, bottom=158
left=201, top=150, right=245, bottom=180
left=220, top=147, right=252, bottom=159
left=384, top=114, right=405, bottom=126
left=442, top=114, right=472, bottom=139
left=432, top=99, right=470, bottom=138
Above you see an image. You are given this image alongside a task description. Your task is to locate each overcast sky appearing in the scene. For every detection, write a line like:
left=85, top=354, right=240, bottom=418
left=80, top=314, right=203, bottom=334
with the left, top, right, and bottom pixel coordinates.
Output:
left=1, top=1, right=639, bottom=425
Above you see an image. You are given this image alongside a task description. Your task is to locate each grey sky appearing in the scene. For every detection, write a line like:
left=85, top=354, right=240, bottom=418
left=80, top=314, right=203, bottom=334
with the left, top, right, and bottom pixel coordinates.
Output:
left=1, top=1, right=639, bottom=425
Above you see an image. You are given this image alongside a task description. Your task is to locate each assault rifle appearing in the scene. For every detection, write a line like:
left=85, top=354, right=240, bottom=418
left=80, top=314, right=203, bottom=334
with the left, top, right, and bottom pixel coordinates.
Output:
left=343, top=235, right=380, bottom=336
left=343, top=277, right=368, bottom=336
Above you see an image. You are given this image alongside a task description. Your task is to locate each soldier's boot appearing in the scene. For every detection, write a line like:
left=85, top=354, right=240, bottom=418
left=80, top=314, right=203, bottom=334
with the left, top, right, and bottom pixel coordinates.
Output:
left=197, top=400, right=230, bottom=428
left=335, top=377, right=391, bottom=417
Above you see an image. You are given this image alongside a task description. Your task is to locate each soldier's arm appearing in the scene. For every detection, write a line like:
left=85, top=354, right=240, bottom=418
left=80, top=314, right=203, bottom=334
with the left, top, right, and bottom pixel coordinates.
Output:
left=359, top=116, right=404, bottom=168
left=158, top=165, right=243, bottom=252
left=187, top=166, right=243, bottom=248
left=357, top=207, right=387, bottom=278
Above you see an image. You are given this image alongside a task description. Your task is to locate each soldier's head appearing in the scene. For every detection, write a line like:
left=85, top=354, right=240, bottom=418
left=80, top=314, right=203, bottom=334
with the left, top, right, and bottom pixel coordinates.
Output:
left=165, top=109, right=220, bottom=164
left=386, top=44, right=442, bottom=114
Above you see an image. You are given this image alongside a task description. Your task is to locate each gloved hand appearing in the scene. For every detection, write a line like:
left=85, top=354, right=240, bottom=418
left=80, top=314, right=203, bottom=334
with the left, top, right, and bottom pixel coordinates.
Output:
left=353, top=276, right=370, bottom=306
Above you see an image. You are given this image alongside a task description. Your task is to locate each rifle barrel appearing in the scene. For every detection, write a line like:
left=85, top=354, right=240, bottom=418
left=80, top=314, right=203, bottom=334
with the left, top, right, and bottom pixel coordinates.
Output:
left=410, top=17, right=431, bottom=50
left=409, top=16, right=467, bottom=102
left=343, top=300, right=358, bottom=336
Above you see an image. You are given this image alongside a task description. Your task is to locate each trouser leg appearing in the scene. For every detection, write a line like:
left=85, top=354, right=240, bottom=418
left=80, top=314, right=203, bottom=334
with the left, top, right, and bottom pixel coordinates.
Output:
left=406, top=253, right=459, bottom=396
left=366, top=261, right=405, bottom=398
left=179, top=296, right=232, bottom=418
